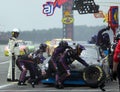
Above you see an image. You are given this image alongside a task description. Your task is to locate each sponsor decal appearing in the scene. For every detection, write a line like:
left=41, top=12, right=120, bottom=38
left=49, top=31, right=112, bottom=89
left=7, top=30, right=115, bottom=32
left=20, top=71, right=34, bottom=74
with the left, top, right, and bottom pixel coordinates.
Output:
left=43, top=0, right=68, bottom=16
left=43, top=2, right=54, bottom=16
left=62, top=11, right=74, bottom=24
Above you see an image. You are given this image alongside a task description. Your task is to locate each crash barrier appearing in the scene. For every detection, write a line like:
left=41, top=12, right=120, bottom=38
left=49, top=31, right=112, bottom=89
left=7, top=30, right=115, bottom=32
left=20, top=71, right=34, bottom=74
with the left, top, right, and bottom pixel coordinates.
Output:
left=83, top=65, right=106, bottom=88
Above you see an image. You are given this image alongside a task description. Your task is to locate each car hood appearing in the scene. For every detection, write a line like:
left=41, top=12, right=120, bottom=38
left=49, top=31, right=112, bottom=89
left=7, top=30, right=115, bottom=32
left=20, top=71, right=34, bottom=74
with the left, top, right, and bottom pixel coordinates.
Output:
left=70, top=57, right=102, bottom=71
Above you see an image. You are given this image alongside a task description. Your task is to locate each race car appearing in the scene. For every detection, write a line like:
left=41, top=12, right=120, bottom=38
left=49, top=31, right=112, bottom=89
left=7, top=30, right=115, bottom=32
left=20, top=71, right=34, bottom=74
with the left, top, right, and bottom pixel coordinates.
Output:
left=24, top=41, right=36, bottom=54
left=4, top=40, right=35, bottom=56
left=41, top=43, right=112, bottom=88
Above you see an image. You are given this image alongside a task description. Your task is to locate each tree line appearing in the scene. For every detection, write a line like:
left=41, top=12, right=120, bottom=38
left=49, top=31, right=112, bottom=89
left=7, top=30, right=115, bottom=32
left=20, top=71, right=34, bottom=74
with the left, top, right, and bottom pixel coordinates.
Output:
left=0, top=25, right=112, bottom=44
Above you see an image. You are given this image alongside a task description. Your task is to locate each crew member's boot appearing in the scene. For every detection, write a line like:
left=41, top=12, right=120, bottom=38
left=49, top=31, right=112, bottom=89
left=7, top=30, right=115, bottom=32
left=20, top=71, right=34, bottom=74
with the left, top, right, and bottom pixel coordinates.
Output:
left=18, top=81, right=27, bottom=86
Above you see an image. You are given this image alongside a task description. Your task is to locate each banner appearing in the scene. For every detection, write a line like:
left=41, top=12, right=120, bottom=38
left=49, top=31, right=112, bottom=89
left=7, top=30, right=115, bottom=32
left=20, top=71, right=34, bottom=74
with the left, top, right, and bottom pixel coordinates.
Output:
left=53, top=0, right=68, bottom=7
left=108, top=6, right=119, bottom=42
left=108, top=6, right=119, bottom=29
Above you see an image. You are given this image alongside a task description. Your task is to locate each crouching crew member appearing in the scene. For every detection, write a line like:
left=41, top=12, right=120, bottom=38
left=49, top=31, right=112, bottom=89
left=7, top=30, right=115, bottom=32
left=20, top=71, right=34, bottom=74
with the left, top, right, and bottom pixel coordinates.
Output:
left=16, top=43, right=47, bottom=88
left=55, top=44, right=89, bottom=89
left=16, top=53, right=36, bottom=87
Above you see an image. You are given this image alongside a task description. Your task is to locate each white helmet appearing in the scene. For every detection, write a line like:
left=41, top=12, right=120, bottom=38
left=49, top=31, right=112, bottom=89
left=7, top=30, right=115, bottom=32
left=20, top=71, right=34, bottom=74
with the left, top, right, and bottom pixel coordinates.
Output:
left=12, top=28, right=20, bottom=37
left=12, top=28, right=19, bottom=32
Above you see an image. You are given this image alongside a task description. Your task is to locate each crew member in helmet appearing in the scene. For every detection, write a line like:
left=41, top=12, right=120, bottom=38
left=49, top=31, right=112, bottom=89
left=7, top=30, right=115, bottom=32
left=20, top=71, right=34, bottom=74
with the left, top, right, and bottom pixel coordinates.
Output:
left=96, top=26, right=111, bottom=58
left=45, top=41, right=72, bottom=79
left=33, top=43, right=47, bottom=61
left=16, top=43, right=47, bottom=87
left=7, top=28, right=20, bottom=81
left=88, top=35, right=97, bottom=44
left=55, top=44, right=89, bottom=89
left=33, top=43, right=47, bottom=77
left=16, top=53, right=36, bottom=87
left=113, top=32, right=120, bottom=90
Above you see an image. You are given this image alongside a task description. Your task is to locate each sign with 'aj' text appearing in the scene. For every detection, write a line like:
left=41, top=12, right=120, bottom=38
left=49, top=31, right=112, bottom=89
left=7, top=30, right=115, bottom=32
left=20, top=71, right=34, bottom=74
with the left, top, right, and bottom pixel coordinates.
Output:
left=42, top=0, right=68, bottom=16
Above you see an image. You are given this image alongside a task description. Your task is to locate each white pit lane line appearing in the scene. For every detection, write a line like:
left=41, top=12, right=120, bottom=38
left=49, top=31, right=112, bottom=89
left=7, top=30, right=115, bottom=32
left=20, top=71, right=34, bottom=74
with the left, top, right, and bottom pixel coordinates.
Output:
left=0, top=83, right=16, bottom=89
left=0, top=60, right=15, bottom=89
left=0, top=61, right=9, bottom=64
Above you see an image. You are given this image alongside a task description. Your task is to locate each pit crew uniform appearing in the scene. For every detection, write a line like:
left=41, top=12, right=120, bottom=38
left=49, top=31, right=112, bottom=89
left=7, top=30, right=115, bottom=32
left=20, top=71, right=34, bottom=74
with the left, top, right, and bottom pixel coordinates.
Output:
left=46, top=42, right=72, bottom=78
left=7, top=36, right=19, bottom=81
left=55, top=44, right=89, bottom=89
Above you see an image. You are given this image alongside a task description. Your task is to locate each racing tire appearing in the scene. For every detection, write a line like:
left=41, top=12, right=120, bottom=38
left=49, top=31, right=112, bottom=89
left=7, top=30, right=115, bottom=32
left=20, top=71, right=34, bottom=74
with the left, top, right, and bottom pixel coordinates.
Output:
left=83, top=65, right=106, bottom=88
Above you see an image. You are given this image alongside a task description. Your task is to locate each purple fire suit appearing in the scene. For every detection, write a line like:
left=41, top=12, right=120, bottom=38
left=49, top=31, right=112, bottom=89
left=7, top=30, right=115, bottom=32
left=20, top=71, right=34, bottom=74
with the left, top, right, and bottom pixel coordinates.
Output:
left=56, top=49, right=89, bottom=84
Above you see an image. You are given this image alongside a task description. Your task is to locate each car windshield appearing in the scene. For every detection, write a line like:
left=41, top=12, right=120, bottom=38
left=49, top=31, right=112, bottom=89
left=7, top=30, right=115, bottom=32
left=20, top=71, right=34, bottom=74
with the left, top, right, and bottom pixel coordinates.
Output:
left=81, top=45, right=99, bottom=60
left=71, top=44, right=100, bottom=69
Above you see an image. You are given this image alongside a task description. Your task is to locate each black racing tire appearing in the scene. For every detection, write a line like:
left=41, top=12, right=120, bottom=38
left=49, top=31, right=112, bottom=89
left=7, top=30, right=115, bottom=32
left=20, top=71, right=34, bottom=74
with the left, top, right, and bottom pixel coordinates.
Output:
left=83, top=65, right=106, bottom=88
